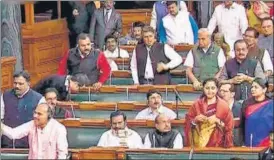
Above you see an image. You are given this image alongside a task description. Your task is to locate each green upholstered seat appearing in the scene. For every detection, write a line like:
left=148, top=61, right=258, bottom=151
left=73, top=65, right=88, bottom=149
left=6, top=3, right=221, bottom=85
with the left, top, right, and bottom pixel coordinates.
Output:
left=67, top=127, right=108, bottom=149
left=73, top=109, right=187, bottom=119
left=192, top=153, right=261, bottom=159
left=0, top=153, right=28, bottom=160
left=71, top=92, right=201, bottom=102
left=104, top=77, right=187, bottom=85
left=126, top=152, right=189, bottom=160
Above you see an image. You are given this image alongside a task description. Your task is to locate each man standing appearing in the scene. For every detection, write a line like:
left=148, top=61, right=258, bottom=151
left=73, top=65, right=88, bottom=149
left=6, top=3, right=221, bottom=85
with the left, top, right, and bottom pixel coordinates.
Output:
left=207, top=1, right=248, bottom=50
left=243, top=27, right=273, bottom=77
left=89, top=0, right=122, bottom=50
left=44, top=88, right=72, bottom=119
left=219, top=40, right=266, bottom=101
left=258, top=17, right=273, bottom=59
left=66, top=33, right=111, bottom=90
left=119, top=21, right=145, bottom=45
left=130, top=26, right=182, bottom=85
left=1, top=71, right=45, bottom=148
left=162, top=1, right=198, bottom=45
left=143, top=114, right=183, bottom=149
left=104, top=34, right=129, bottom=71
left=1, top=103, right=68, bottom=159
left=136, top=89, right=176, bottom=120
left=97, top=111, right=143, bottom=148
left=184, top=28, right=226, bottom=90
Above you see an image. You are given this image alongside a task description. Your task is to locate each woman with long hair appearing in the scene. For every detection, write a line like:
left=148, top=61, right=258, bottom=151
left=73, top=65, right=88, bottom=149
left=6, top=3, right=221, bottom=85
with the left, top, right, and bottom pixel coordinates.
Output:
left=185, top=78, right=234, bottom=148
left=240, top=77, right=273, bottom=147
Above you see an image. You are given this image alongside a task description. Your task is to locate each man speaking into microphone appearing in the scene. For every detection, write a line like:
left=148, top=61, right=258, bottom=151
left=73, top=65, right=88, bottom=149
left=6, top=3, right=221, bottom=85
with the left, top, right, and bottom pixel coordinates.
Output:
left=130, top=26, right=182, bottom=85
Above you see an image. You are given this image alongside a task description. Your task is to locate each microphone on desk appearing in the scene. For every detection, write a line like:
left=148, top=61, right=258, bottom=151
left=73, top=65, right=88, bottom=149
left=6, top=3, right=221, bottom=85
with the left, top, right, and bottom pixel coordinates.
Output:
left=173, top=88, right=184, bottom=120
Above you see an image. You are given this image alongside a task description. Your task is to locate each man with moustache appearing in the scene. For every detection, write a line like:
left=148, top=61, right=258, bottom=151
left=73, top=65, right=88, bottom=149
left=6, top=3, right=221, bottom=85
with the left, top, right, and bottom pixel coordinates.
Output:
left=97, top=111, right=143, bottom=148
left=44, top=88, right=72, bottom=119
left=135, top=89, right=176, bottom=120
left=130, top=26, right=182, bottom=85
left=1, top=71, right=45, bottom=148
left=1, top=103, right=68, bottom=159
left=104, top=34, right=129, bottom=71
left=66, top=33, right=111, bottom=90
left=219, top=39, right=266, bottom=101
left=143, top=114, right=183, bottom=149
left=258, top=17, right=273, bottom=59
left=119, top=21, right=145, bottom=45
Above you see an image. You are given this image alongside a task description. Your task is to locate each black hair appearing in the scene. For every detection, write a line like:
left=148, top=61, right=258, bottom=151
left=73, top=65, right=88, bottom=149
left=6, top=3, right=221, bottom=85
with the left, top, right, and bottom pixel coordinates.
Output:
left=146, top=89, right=162, bottom=100
left=133, top=21, right=145, bottom=28
left=104, top=34, right=117, bottom=43
left=166, top=1, right=178, bottom=7
left=219, top=82, right=235, bottom=93
left=13, top=70, right=30, bottom=82
left=245, top=27, right=259, bottom=38
left=44, top=87, right=59, bottom=97
left=110, top=111, right=127, bottom=123
left=252, top=77, right=269, bottom=89
left=70, top=73, right=91, bottom=86
left=261, top=17, right=274, bottom=25
left=77, top=33, right=92, bottom=43
left=234, top=39, right=247, bottom=51
left=202, top=78, right=219, bottom=87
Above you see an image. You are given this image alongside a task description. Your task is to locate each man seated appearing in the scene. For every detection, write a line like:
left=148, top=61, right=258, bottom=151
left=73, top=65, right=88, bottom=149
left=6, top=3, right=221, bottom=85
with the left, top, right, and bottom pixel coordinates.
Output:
left=104, top=34, right=129, bottom=71
left=130, top=26, right=182, bottom=85
left=135, top=89, right=176, bottom=120
left=162, top=1, right=198, bottom=45
left=44, top=88, right=72, bottom=119
left=119, top=21, right=145, bottom=45
left=218, top=83, right=242, bottom=118
left=143, top=114, right=183, bottom=149
left=66, top=33, right=111, bottom=90
left=262, top=130, right=274, bottom=160
left=1, top=103, right=68, bottom=159
left=33, top=74, right=83, bottom=101
left=243, top=27, right=273, bottom=77
left=219, top=39, right=266, bottom=101
left=97, top=111, right=143, bottom=148
left=258, top=18, right=273, bottom=59
left=213, top=32, right=233, bottom=59
left=184, top=28, right=226, bottom=90
left=1, top=71, right=45, bottom=148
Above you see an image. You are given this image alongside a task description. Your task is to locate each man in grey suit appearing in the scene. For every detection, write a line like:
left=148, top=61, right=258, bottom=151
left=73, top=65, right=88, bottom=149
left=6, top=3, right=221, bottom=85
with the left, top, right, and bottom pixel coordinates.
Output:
left=90, top=0, right=122, bottom=50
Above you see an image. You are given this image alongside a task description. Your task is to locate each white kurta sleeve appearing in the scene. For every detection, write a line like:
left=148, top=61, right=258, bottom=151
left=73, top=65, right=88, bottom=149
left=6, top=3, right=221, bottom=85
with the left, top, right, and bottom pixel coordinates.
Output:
left=143, top=134, right=152, bottom=149
left=207, top=8, right=218, bottom=34
left=57, top=125, right=68, bottom=159
left=150, top=3, right=157, bottom=29
left=130, top=49, right=139, bottom=84
left=1, top=94, right=4, bottom=120
left=262, top=50, right=273, bottom=73
left=164, top=44, right=183, bottom=69
left=2, top=121, right=32, bottom=140
left=173, top=133, right=184, bottom=149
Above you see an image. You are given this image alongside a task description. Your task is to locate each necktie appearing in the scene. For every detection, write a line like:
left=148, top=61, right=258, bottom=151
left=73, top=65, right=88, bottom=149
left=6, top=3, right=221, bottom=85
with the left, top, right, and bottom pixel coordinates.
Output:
left=104, top=10, right=109, bottom=24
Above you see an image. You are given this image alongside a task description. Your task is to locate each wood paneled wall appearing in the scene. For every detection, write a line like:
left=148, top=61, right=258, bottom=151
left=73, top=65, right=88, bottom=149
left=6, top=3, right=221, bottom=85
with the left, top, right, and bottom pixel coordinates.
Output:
left=1, top=57, right=16, bottom=91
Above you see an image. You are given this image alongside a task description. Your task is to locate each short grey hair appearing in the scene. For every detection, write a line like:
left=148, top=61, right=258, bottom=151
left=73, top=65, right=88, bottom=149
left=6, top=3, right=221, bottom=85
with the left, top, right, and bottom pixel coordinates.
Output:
left=198, top=28, right=211, bottom=37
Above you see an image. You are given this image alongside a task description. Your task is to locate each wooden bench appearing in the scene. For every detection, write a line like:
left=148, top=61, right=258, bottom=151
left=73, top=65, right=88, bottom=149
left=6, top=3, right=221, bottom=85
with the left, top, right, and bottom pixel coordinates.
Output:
left=1, top=57, right=16, bottom=92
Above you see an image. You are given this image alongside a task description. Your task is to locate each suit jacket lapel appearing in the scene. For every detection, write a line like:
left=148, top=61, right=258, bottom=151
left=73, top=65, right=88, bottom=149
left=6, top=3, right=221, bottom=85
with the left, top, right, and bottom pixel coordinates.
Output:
left=107, top=9, right=116, bottom=26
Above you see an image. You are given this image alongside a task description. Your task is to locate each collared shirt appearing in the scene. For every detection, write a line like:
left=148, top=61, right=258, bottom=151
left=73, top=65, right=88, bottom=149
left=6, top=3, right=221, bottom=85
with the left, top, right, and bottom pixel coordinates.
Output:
left=162, top=11, right=194, bottom=45
left=97, top=127, right=143, bottom=148
left=104, top=48, right=129, bottom=71
left=144, top=47, right=154, bottom=79
left=207, top=2, right=248, bottom=50
left=229, top=99, right=234, bottom=110
left=143, top=131, right=183, bottom=149
left=0, top=90, right=46, bottom=120
left=130, top=44, right=182, bottom=84
left=184, top=44, right=226, bottom=68
left=150, top=1, right=188, bottom=29
left=77, top=48, right=89, bottom=59
left=2, top=119, right=68, bottom=159
left=258, top=34, right=273, bottom=58
left=104, top=8, right=112, bottom=22
left=135, top=105, right=177, bottom=120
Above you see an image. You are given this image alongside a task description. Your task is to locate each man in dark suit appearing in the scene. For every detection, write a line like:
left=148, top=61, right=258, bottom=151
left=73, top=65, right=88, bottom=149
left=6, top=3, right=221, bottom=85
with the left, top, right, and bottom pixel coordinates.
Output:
left=68, top=1, right=96, bottom=48
left=89, top=0, right=122, bottom=50
left=263, top=130, right=274, bottom=160
left=32, top=74, right=87, bottom=101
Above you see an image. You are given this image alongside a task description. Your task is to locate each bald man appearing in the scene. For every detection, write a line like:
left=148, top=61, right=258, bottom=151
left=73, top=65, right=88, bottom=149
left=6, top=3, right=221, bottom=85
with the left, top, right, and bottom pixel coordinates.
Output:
left=143, top=114, right=183, bottom=149
left=1, top=103, right=68, bottom=159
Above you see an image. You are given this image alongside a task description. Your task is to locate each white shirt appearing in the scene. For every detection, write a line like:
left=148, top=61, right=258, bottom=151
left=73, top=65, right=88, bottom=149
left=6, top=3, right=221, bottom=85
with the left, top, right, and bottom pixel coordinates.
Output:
left=183, top=44, right=226, bottom=68
left=162, top=11, right=194, bottom=45
left=229, top=100, right=234, bottom=110
left=97, top=128, right=143, bottom=148
left=104, top=9, right=112, bottom=22
left=104, top=48, right=129, bottom=71
left=260, top=50, right=274, bottom=73
left=0, top=89, right=46, bottom=120
left=150, top=1, right=188, bottom=29
left=135, top=105, right=177, bottom=120
left=130, top=44, right=183, bottom=84
left=2, top=119, right=68, bottom=159
left=207, top=2, right=248, bottom=50
left=143, top=132, right=183, bottom=149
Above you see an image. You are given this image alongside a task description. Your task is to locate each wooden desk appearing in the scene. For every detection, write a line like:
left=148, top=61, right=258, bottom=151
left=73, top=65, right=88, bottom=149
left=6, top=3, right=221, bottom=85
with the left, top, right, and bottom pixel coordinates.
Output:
left=1, top=57, right=16, bottom=91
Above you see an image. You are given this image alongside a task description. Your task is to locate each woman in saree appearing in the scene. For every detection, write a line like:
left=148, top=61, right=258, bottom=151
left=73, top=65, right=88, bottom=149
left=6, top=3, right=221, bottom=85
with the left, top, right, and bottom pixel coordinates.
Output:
left=240, top=77, right=273, bottom=147
left=185, top=78, right=234, bottom=148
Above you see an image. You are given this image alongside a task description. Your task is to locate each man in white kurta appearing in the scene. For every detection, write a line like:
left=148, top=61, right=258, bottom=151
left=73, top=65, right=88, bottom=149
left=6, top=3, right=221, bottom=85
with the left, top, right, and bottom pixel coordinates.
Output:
left=162, top=1, right=194, bottom=45
left=207, top=1, right=248, bottom=50
left=97, top=111, right=143, bottom=148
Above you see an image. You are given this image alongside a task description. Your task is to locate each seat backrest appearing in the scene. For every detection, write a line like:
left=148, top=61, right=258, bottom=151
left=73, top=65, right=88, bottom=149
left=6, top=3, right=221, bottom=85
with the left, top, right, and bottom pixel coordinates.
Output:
left=67, top=127, right=108, bottom=148
left=126, top=152, right=188, bottom=160
left=0, top=153, right=28, bottom=160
